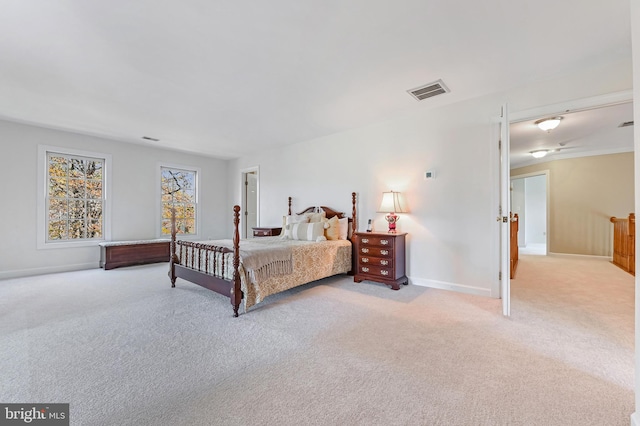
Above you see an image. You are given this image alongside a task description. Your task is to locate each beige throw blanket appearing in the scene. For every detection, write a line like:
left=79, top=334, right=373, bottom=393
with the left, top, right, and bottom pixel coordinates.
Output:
left=202, top=238, right=293, bottom=283
left=239, top=240, right=293, bottom=283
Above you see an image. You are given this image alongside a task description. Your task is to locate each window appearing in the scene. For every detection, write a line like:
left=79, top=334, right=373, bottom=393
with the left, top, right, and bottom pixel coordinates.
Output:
left=47, top=153, right=104, bottom=240
left=160, top=166, right=198, bottom=235
left=38, top=145, right=111, bottom=249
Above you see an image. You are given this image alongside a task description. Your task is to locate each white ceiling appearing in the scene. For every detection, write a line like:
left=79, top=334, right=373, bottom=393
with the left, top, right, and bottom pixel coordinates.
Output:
left=510, top=102, right=635, bottom=168
left=0, top=0, right=632, bottom=159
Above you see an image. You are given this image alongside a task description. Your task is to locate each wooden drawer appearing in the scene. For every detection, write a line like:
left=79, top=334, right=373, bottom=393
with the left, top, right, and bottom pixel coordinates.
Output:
left=359, top=255, right=393, bottom=268
left=252, top=227, right=282, bottom=237
left=358, top=235, right=394, bottom=247
left=358, top=246, right=393, bottom=258
left=357, top=264, right=394, bottom=279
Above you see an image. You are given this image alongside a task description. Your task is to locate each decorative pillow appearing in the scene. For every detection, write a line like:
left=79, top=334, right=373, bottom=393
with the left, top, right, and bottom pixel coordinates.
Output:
left=284, top=221, right=326, bottom=241
left=280, top=214, right=309, bottom=237
left=324, top=216, right=340, bottom=240
left=338, top=217, right=349, bottom=240
left=305, top=210, right=326, bottom=223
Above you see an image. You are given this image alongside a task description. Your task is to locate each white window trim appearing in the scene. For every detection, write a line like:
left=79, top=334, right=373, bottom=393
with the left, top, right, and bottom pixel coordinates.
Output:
left=37, top=145, right=112, bottom=249
left=157, top=162, right=201, bottom=240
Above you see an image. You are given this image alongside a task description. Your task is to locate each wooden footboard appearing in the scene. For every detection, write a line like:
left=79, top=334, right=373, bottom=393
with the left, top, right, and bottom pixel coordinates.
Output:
left=169, top=206, right=243, bottom=316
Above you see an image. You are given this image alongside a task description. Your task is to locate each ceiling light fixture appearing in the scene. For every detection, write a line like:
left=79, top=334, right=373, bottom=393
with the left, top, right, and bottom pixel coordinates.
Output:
left=530, top=150, right=549, bottom=159
left=534, top=117, right=563, bottom=132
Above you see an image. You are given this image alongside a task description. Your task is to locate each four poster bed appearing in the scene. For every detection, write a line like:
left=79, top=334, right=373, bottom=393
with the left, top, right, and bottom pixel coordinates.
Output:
left=169, top=192, right=358, bottom=316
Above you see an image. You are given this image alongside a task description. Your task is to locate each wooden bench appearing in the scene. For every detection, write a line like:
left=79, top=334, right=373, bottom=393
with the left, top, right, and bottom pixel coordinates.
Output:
left=99, top=239, right=171, bottom=270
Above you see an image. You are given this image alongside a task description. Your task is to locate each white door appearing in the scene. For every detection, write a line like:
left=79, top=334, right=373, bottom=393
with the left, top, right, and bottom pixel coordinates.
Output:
left=499, top=104, right=511, bottom=316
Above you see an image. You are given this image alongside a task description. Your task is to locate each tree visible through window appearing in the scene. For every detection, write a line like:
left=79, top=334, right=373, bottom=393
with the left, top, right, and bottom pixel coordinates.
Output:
left=161, top=167, right=197, bottom=235
left=47, top=153, right=104, bottom=241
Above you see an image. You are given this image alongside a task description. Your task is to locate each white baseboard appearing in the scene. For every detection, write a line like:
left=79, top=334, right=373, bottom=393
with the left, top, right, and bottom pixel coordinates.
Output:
left=410, top=277, right=492, bottom=297
left=548, top=252, right=612, bottom=261
left=631, top=412, right=639, bottom=426
left=0, top=262, right=100, bottom=280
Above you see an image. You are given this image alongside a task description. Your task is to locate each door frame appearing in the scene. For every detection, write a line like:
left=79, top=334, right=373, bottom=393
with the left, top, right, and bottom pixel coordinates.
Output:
left=510, top=90, right=632, bottom=123
left=494, top=90, right=633, bottom=315
left=240, top=166, right=260, bottom=239
left=499, top=103, right=511, bottom=316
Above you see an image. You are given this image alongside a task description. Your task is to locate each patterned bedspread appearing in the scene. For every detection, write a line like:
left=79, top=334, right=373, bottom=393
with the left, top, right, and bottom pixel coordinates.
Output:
left=181, top=237, right=352, bottom=311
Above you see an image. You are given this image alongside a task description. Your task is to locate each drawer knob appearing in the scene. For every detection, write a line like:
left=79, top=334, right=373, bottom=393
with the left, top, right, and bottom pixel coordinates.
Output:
left=361, top=238, right=369, bottom=244
left=361, top=248, right=369, bottom=253
left=362, top=267, right=369, bottom=272
left=380, top=260, right=388, bottom=266
left=380, top=250, right=389, bottom=255
left=381, top=270, right=389, bottom=276
left=362, top=257, right=369, bottom=263
left=381, top=240, right=389, bottom=245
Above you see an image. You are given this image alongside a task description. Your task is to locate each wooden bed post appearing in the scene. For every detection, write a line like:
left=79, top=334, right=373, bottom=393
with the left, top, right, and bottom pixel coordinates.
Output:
left=351, top=192, right=357, bottom=235
left=348, top=192, right=358, bottom=276
left=230, top=205, right=243, bottom=317
left=169, top=207, right=177, bottom=287
left=288, top=197, right=292, bottom=215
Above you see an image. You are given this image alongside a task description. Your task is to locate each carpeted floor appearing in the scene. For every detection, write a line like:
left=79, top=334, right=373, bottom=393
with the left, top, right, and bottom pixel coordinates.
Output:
left=0, top=255, right=634, bottom=425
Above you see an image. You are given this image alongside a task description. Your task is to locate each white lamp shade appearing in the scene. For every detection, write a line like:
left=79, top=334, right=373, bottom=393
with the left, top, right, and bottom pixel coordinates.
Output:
left=378, top=191, right=407, bottom=213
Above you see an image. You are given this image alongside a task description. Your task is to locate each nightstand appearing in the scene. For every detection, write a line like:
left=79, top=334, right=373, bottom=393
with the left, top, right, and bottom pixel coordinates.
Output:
left=252, top=227, right=282, bottom=237
left=353, top=232, right=407, bottom=290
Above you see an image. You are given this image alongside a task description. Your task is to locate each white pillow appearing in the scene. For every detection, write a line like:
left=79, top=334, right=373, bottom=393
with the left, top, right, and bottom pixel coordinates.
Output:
left=280, top=214, right=309, bottom=237
left=338, top=217, right=349, bottom=240
left=305, top=210, right=326, bottom=223
left=284, top=221, right=326, bottom=241
left=287, top=214, right=309, bottom=225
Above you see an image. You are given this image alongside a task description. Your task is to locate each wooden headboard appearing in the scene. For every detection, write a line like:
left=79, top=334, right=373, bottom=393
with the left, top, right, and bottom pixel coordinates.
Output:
left=296, top=206, right=345, bottom=219
left=287, top=192, right=357, bottom=236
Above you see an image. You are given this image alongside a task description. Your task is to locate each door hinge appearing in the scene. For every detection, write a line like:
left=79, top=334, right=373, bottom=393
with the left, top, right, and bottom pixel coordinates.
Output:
left=499, top=271, right=502, bottom=280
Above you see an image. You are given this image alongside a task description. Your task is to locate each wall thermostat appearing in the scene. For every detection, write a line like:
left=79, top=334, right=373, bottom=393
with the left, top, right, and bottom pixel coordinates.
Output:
left=424, top=170, right=435, bottom=180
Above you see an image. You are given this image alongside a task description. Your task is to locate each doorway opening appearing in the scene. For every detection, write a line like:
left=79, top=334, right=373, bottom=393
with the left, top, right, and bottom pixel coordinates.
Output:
left=511, top=172, right=548, bottom=256
left=498, top=91, right=634, bottom=314
left=508, top=92, right=633, bottom=261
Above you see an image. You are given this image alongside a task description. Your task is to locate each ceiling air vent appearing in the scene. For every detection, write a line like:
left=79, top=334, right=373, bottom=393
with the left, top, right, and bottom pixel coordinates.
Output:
left=407, top=79, right=450, bottom=101
left=618, top=121, right=634, bottom=128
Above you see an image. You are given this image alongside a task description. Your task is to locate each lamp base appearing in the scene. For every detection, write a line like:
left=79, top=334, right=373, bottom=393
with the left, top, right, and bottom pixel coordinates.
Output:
left=385, top=212, right=399, bottom=233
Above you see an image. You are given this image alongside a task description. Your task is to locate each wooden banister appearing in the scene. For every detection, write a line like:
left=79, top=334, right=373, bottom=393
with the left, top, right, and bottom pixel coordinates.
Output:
left=510, top=213, right=519, bottom=279
left=611, top=213, right=635, bottom=276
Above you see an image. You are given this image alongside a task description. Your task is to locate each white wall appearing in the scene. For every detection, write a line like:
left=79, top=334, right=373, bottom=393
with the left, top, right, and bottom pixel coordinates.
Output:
left=525, top=175, right=547, bottom=245
left=511, top=178, right=526, bottom=247
left=0, top=120, right=229, bottom=279
left=512, top=153, right=633, bottom=256
left=229, top=57, right=632, bottom=298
